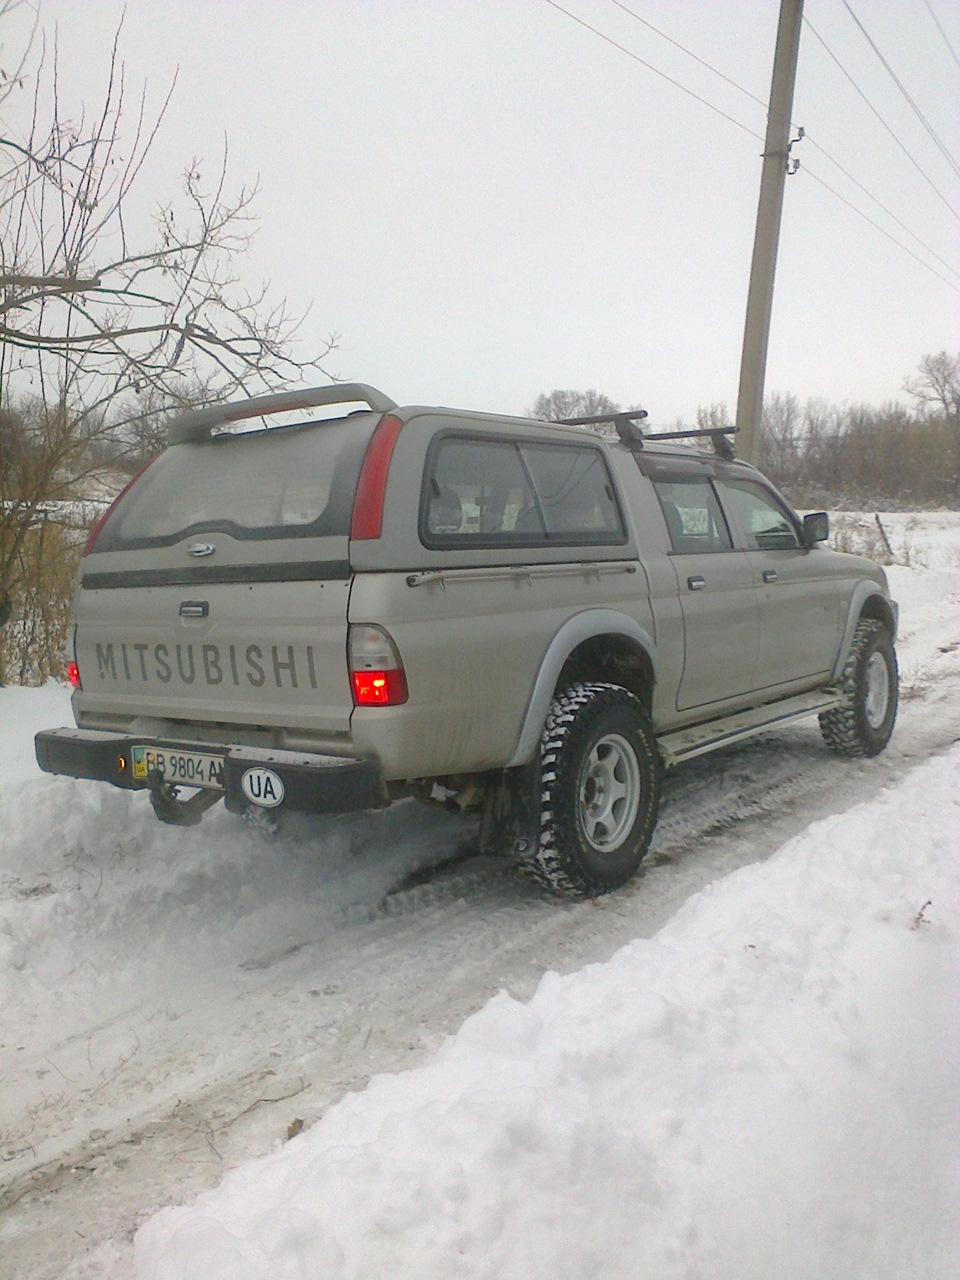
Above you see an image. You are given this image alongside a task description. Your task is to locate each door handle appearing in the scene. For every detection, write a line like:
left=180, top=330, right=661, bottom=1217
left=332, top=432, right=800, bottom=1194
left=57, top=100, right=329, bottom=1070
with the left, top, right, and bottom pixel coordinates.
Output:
left=762, top=570, right=778, bottom=584
left=687, top=575, right=706, bottom=591
left=179, top=601, right=209, bottom=618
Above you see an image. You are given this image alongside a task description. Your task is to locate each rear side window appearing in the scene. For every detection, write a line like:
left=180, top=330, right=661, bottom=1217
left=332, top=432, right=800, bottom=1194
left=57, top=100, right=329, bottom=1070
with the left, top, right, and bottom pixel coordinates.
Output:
left=652, top=477, right=732, bottom=553
left=94, top=417, right=377, bottom=550
left=421, top=435, right=625, bottom=547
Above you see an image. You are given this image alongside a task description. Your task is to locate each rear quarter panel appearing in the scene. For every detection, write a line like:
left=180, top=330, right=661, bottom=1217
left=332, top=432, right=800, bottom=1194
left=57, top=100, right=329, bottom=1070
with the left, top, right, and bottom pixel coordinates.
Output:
left=348, top=565, right=656, bottom=779
left=348, top=421, right=710, bottom=775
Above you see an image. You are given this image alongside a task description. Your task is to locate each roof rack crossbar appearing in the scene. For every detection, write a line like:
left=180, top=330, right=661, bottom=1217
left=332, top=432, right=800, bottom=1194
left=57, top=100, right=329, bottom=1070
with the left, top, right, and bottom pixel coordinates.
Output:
left=548, top=410, right=738, bottom=458
left=644, top=426, right=738, bottom=460
left=167, top=383, right=398, bottom=445
left=643, top=426, right=737, bottom=442
left=553, top=409, right=649, bottom=428
left=551, top=409, right=650, bottom=450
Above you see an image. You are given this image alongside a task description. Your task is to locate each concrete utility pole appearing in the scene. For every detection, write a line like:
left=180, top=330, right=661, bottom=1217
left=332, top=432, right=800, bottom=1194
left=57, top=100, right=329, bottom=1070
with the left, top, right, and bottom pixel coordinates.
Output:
left=735, top=0, right=804, bottom=465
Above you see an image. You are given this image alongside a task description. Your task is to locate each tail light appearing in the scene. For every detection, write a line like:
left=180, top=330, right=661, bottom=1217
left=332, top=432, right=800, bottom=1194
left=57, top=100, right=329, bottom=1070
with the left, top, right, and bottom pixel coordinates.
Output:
left=66, top=629, right=81, bottom=689
left=349, top=624, right=408, bottom=706
left=83, top=458, right=156, bottom=557
left=350, top=414, right=403, bottom=541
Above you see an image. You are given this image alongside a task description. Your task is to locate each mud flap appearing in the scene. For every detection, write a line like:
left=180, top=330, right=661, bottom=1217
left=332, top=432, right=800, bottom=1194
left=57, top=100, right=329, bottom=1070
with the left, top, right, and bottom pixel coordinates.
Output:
left=479, top=757, right=542, bottom=864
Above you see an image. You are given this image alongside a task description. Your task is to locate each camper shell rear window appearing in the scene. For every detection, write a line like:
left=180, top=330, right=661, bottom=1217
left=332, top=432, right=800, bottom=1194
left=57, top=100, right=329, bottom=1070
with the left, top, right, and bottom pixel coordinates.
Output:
left=94, top=417, right=377, bottom=550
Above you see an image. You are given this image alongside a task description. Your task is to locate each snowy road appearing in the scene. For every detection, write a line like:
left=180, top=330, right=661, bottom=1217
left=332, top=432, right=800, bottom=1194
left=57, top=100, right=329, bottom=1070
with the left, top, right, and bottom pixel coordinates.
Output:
left=1, top=544, right=959, bottom=1278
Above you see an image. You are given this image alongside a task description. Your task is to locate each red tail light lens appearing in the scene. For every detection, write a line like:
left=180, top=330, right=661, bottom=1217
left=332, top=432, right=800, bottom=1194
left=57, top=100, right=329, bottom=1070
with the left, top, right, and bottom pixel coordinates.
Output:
left=352, top=669, right=409, bottom=706
left=350, top=414, right=403, bottom=541
left=67, top=660, right=81, bottom=689
left=349, top=624, right=408, bottom=706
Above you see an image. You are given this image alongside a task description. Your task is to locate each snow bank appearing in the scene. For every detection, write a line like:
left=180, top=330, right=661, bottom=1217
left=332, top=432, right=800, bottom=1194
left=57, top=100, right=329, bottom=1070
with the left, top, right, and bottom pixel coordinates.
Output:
left=0, top=686, right=470, bottom=1185
left=0, top=681, right=73, bottom=786
left=829, top=511, right=960, bottom=571
left=135, top=748, right=960, bottom=1280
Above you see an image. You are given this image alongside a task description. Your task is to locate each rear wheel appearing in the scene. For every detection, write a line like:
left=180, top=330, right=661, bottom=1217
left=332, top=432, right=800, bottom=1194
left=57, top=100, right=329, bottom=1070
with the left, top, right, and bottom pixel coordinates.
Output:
left=527, top=683, right=660, bottom=897
left=819, top=619, right=898, bottom=757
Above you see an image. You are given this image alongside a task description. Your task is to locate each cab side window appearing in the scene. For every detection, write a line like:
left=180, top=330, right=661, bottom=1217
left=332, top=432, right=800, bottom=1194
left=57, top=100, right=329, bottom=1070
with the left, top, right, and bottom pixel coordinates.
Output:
left=425, top=437, right=534, bottom=539
left=652, top=477, right=732, bottom=554
left=720, top=479, right=801, bottom=550
left=421, top=435, right=625, bottom=547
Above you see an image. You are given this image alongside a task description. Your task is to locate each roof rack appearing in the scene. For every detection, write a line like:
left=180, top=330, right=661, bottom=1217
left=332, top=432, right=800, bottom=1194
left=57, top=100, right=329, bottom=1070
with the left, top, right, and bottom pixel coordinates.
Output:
left=552, top=409, right=737, bottom=460
left=167, top=383, right=397, bottom=446
left=553, top=409, right=649, bottom=448
left=644, top=426, right=738, bottom=461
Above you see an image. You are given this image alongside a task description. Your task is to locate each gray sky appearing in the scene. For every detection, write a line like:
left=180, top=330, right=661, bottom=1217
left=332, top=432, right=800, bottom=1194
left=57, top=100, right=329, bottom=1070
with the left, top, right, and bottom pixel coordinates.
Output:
left=6, top=0, right=960, bottom=425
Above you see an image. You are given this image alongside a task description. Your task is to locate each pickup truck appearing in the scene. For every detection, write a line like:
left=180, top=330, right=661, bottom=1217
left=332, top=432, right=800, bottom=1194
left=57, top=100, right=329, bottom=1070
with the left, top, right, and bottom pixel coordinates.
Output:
left=36, top=384, right=899, bottom=896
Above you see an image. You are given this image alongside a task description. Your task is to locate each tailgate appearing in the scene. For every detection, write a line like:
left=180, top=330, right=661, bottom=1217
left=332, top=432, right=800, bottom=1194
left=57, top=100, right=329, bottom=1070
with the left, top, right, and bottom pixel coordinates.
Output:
left=74, top=562, right=352, bottom=733
left=72, top=409, right=382, bottom=736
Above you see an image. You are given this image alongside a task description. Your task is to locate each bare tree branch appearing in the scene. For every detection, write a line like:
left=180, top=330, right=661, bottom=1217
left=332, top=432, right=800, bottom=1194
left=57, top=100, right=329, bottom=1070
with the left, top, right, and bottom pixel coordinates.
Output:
left=0, top=13, right=339, bottom=681
left=903, top=351, right=960, bottom=420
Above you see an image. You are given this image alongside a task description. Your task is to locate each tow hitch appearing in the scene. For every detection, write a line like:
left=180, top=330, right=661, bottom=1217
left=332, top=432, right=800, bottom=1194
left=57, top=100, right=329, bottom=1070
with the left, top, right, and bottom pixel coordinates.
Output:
left=148, top=770, right=224, bottom=827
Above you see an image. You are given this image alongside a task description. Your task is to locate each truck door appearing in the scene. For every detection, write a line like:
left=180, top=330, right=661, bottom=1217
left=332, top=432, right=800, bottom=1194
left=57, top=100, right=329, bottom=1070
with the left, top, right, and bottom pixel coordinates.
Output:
left=650, top=475, right=760, bottom=711
left=716, top=476, right=842, bottom=689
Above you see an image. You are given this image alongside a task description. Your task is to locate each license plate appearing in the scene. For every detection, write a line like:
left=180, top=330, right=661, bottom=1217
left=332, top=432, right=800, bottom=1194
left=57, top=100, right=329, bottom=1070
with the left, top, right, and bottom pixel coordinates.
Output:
left=131, top=745, right=225, bottom=790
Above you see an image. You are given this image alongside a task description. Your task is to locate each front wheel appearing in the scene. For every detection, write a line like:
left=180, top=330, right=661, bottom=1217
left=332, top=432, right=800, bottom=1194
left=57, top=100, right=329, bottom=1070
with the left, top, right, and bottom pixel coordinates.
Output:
left=527, top=683, right=660, bottom=897
left=819, top=619, right=898, bottom=757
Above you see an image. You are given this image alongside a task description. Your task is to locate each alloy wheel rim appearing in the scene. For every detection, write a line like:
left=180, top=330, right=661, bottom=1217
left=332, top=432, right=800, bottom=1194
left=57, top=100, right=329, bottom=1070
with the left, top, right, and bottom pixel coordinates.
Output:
left=864, top=651, right=890, bottom=728
left=578, top=732, right=641, bottom=851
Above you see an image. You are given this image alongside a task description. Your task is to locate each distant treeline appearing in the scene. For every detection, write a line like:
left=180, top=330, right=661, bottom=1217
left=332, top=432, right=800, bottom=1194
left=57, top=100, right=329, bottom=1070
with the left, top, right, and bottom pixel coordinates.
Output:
left=536, top=353, right=960, bottom=511
left=2, top=355, right=959, bottom=684
left=753, top=394, right=959, bottom=510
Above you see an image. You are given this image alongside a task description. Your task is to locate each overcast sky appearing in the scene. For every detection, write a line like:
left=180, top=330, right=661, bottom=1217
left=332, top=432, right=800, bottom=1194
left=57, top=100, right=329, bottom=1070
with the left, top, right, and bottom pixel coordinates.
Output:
left=5, top=0, right=960, bottom=425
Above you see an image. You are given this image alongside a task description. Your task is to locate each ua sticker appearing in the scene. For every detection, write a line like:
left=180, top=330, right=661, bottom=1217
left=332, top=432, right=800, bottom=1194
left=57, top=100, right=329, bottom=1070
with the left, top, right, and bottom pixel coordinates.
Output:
left=240, top=766, right=285, bottom=808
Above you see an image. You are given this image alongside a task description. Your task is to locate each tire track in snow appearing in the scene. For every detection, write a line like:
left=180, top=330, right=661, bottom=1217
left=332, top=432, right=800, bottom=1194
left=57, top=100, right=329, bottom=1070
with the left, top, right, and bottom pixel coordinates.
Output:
left=3, top=668, right=959, bottom=1279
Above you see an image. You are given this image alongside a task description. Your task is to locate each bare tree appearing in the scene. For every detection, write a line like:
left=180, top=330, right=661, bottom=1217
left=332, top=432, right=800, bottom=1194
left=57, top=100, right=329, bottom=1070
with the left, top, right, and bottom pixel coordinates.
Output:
left=903, top=352, right=960, bottom=499
left=108, top=375, right=220, bottom=468
left=759, top=392, right=802, bottom=485
left=0, top=1, right=37, bottom=111
left=0, top=10, right=337, bottom=679
left=529, top=389, right=621, bottom=421
left=695, top=402, right=733, bottom=432
left=903, top=351, right=960, bottom=420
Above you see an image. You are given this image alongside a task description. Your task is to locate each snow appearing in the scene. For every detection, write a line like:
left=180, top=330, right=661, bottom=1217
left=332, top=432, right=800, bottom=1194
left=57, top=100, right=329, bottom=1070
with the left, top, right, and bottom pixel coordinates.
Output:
left=1, top=512, right=959, bottom=1278
left=0, top=683, right=73, bottom=787
left=829, top=510, right=960, bottom=571
left=132, top=748, right=960, bottom=1280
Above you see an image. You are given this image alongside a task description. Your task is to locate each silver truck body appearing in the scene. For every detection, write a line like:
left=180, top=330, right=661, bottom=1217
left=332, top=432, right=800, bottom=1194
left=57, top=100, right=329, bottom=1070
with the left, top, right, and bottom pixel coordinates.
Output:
left=36, top=385, right=898, bottom=894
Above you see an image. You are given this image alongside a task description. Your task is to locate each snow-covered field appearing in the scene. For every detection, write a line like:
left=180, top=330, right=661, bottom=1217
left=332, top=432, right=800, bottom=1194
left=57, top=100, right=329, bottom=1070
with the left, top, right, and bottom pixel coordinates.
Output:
left=1, top=514, right=958, bottom=1279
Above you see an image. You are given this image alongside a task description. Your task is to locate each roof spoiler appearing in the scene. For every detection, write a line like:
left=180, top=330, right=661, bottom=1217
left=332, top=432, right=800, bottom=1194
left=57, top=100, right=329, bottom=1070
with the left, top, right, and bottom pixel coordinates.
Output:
left=167, top=383, right=398, bottom=445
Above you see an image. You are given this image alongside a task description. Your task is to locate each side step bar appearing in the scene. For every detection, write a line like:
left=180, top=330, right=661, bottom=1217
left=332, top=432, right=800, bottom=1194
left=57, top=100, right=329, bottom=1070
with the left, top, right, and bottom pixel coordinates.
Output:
left=657, top=689, right=843, bottom=767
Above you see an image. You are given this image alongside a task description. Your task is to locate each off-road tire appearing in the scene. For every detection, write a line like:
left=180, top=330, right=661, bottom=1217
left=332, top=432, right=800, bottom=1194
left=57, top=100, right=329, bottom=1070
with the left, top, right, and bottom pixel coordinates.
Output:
left=527, top=682, right=660, bottom=897
left=819, top=619, right=898, bottom=758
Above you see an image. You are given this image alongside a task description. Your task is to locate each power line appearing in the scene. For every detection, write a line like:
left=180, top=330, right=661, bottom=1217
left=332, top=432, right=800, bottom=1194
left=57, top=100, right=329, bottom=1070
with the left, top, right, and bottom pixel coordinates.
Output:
left=923, top=0, right=960, bottom=74
left=541, top=0, right=763, bottom=142
left=604, top=0, right=767, bottom=110
left=842, top=0, right=960, bottom=182
left=803, top=16, right=960, bottom=224
left=804, top=168, right=959, bottom=293
left=604, top=0, right=960, bottom=279
left=804, top=136, right=960, bottom=282
left=542, top=0, right=960, bottom=291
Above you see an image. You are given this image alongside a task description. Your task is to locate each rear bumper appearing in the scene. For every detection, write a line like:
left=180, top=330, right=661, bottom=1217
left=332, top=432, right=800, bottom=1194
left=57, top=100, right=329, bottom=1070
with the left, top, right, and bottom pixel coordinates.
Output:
left=34, top=728, right=387, bottom=815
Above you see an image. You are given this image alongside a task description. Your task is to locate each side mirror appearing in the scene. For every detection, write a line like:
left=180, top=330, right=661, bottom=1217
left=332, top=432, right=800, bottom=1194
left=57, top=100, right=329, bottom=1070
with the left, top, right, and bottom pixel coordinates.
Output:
left=802, top=511, right=829, bottom=547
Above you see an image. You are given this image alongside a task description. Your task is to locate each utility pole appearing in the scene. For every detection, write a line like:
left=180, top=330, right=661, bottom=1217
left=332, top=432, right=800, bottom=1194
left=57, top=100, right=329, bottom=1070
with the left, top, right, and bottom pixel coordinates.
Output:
left=735, top=0, right=804, bottom=465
